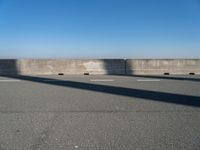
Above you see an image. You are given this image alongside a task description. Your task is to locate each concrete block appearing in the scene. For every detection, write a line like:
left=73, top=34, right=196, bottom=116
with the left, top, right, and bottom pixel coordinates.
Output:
left=0, top=59, right=125, bottom=75
left=126, top=59, right=200, bottom=75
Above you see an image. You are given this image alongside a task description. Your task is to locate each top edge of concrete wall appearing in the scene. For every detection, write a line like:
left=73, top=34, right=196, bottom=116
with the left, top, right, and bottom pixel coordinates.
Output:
left=0, top=59, right=200, bottom=60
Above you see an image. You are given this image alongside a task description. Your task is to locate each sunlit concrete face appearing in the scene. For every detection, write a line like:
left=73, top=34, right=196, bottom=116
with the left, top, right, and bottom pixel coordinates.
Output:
left=0, top=59, right=125, bottom=75
left=126, top=59, right=200, bottom=75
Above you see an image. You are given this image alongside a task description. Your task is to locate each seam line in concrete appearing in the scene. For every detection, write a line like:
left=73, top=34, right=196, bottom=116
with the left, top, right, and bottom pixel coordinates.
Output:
left=0, top=110, right=199, bottom=113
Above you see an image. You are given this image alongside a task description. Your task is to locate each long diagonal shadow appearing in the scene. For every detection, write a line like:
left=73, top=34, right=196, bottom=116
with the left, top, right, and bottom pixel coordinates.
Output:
left=1, top=75, right=200, bottom=108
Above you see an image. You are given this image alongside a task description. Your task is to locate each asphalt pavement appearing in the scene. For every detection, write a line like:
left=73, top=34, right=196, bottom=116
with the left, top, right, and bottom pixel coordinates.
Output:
left=0, top=75, right=199, bottom=150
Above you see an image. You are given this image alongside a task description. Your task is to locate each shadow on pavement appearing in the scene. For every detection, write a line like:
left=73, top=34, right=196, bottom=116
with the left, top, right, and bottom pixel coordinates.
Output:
left=1, top=74, right=200, bottom=108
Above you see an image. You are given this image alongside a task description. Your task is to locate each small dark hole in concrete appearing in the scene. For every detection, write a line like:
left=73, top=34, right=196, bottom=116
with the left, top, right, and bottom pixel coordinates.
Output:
left=58, top=73, right=64, bottom=75
left=84, top=72, right=90, bottom=75
left=164, top=73, right=170, bottom=75
left=189, top=73, right=195, bottom=75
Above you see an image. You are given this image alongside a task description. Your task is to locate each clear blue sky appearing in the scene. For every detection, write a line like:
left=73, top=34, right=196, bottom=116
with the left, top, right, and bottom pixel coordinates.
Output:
left=0, top=0, right=200, bottom=58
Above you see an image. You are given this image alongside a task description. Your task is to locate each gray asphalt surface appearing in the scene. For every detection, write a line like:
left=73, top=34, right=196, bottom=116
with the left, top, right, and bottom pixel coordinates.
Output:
left=0, top=75, right=200, bottom=150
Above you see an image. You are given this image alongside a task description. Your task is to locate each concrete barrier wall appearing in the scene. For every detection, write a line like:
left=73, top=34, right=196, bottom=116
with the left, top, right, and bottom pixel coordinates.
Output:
left=0, top=59, right=125, bottom=75
left=126, top=59, right=200, bottom=75
left=19, top=59, right=125, bottom=75
left=0, top=59, right=199, bottom=75
left=0, top=59, right=19, bottom=75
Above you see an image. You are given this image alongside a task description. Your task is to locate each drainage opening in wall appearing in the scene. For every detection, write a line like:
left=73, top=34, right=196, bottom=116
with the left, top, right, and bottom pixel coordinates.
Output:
left=189, top=73, right=195, bottom=75
left=84, top=72, right=90, bottom=75
left=58, top=73, right=64, bottom=75
left=164, top=73, right=170, bottom=75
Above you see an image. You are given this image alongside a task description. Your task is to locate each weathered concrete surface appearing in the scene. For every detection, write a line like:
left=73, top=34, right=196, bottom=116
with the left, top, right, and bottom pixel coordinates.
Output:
left=0, top=59, right=125, bottom=75
left=0, top=59, right=200, bottom=75
left=0, top=59, right=19, bottom=75
left=126, top=59, right=200, bottom=75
